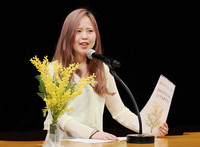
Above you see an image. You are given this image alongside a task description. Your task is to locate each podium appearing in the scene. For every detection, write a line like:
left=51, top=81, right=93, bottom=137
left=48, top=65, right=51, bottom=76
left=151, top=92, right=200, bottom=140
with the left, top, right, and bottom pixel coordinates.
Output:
left=0, top=132, right=199, bottom=147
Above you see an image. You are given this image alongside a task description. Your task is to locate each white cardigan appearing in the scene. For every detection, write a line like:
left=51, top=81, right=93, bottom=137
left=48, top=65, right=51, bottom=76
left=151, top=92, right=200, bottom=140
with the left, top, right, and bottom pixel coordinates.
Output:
left=44, top=63, right=139, bottom=140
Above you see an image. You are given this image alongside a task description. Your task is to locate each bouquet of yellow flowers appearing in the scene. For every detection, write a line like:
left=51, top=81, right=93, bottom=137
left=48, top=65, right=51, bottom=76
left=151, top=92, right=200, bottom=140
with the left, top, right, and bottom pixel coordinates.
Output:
left=30, top=56, right=97, bottom=122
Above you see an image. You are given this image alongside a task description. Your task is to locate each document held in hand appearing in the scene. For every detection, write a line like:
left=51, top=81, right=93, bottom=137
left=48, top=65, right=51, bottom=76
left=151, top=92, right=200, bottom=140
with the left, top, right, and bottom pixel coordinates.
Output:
left=139, top=74, right=176, bottom=136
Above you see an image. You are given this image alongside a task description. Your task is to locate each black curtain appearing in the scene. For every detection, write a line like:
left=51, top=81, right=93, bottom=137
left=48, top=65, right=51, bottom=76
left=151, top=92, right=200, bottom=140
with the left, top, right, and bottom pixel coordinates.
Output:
left=1, top=0, right=199, bottom=138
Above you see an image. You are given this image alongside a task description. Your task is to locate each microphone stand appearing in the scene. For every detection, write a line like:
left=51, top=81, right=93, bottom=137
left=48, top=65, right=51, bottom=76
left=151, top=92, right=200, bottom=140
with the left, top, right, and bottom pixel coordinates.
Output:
left=108, top=63, right=154, bottom=144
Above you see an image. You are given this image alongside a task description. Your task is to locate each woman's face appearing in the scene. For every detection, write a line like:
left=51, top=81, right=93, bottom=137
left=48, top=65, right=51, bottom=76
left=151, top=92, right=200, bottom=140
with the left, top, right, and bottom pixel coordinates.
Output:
left=73, top=16, right=96, bottom=59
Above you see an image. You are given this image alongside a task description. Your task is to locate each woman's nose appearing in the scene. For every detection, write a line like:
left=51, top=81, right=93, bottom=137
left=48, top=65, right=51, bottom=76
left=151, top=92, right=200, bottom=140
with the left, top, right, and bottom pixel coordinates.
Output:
left=81, top=31, right=88, bottom=39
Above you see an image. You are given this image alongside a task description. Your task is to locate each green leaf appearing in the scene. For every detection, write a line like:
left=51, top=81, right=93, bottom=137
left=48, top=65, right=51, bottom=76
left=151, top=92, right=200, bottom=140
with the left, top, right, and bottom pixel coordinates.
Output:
left=66, top=83, right=76, bottom=93
left=53, top=75, right=59, bottom=87
left=35, top=75, right=46, bottom=99
left=37, top=92, right=46, bottom=99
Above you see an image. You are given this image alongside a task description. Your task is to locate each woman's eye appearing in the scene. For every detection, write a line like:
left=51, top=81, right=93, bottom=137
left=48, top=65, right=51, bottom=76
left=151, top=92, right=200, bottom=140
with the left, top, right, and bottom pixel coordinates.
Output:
left=77, top=29, right=81, bottom=32
left=88, top=29, right=94, bottom=32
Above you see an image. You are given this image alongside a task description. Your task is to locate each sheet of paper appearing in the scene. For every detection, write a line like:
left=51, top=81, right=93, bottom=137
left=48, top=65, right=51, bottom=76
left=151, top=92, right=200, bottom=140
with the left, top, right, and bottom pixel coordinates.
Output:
left=139, top=74, right=176, bottom=136
left=61, top=137, right=126, bottom=143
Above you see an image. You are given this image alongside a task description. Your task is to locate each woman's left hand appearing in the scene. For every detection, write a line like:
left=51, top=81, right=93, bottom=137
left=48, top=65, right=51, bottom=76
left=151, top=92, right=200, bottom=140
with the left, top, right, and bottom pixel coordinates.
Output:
left=157, top=122, right=169, bottom=137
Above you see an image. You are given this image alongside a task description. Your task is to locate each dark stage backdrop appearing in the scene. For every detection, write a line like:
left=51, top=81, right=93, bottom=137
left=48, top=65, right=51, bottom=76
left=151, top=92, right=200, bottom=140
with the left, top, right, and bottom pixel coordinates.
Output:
left=1, top=0, right=199, bottom=139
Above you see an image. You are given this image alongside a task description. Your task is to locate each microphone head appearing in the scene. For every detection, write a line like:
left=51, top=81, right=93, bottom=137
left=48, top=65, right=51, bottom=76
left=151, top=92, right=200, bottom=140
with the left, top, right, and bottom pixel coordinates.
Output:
left=87, top=49, right=96, bottom=59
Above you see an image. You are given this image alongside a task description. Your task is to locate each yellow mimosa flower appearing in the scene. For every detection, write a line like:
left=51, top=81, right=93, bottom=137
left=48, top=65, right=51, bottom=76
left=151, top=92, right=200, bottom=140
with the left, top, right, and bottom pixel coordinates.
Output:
left=30, top=56, right=97, bottom=122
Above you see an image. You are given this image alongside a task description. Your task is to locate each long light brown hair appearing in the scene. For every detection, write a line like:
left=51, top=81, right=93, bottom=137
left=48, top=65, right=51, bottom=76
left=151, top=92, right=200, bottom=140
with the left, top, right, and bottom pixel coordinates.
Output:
left=52, top=8, right=112, bottom=97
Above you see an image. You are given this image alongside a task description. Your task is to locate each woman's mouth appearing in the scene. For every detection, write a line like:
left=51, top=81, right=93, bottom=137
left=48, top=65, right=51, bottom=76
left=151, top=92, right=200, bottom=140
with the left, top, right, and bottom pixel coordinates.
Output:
left=79, top=42, right=89, bottom=49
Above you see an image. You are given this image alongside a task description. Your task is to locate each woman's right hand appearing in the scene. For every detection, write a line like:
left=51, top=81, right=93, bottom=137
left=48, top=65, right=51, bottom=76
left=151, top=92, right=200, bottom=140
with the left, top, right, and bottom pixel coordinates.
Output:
left=90, top=130, right=118, bottom=141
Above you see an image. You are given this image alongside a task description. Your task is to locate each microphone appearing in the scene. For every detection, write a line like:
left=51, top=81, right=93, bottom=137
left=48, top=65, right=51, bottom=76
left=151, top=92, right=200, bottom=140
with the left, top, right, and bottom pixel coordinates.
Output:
left=87, top=49, right=121, bottom=68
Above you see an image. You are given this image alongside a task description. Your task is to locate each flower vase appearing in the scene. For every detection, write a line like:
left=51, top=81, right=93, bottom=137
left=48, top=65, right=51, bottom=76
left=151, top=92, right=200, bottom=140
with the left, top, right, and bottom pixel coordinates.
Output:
left=50, top=121, right=59, bottom=144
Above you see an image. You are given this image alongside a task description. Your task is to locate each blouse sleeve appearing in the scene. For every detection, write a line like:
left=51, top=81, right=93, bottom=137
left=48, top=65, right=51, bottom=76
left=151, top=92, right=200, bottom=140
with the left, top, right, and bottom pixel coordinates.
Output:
left=44, top=111, right=95, bottom=139
left=58, top=114, right=95, bottom=139
left=104, top=64, right=140, bottom=133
